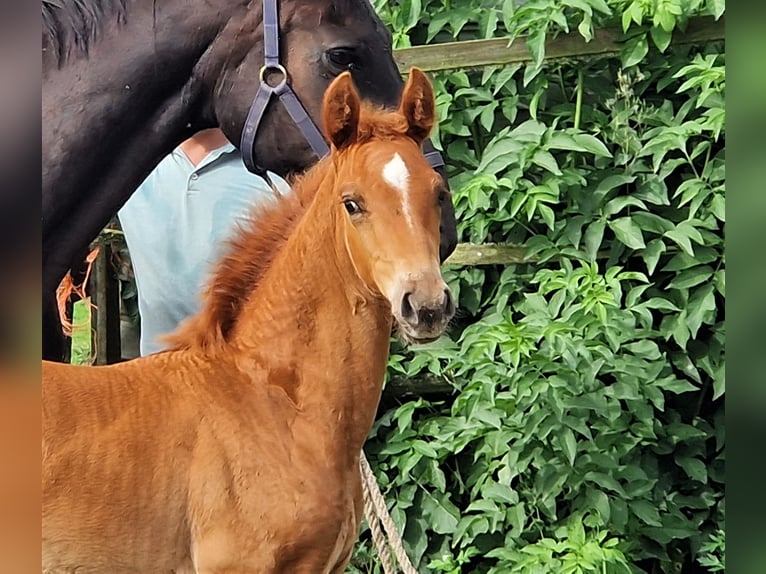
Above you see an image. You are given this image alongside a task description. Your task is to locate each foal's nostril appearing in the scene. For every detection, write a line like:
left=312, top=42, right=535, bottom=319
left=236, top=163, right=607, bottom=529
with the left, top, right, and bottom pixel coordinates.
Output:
left=401, top=292, right=415, bottom=322
left=443, top=289, right=455, bottom=317
left=418, top=308, right=437, bottom=326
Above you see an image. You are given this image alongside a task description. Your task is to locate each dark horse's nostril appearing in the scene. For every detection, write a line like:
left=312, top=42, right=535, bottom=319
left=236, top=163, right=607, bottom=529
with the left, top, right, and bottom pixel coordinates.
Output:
left=401, top=292, right=415, bottom=321
left=443, top=289, right=455, bottom=317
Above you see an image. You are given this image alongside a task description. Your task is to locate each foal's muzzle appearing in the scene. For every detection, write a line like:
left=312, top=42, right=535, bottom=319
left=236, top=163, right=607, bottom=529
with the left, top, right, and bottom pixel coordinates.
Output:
left=395, top=283, right=455, bottom=344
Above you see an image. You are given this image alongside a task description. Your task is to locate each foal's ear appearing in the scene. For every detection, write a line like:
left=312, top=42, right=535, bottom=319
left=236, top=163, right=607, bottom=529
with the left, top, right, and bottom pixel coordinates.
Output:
left=322, top=72, right=361, bottom=150
left=398, top=68, right=436, bottom=144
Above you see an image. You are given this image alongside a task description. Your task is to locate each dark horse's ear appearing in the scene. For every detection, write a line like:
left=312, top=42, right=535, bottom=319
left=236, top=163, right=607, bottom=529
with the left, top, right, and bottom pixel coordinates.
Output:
left=322, top=72, right=361, bottom=151
left=398, top=68, right=436, bottom=144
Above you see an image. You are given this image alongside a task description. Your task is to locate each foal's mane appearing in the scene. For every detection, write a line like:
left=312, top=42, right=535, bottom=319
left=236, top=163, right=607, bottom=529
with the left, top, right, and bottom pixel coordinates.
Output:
left=43, top=0, right=129, bottom=67
left=164, top=102, right=412, bottom=353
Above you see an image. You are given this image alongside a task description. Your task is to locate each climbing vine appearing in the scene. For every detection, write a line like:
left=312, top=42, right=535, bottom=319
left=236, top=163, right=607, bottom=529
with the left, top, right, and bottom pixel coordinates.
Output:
left=350, top=1, right=725, bottom=572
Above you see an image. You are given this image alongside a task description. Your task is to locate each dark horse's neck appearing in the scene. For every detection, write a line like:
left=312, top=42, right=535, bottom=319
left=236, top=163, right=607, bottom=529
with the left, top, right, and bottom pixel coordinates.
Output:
left=229, top=170, right=392, bottom=462
left=42, top=0, right=255, bottom=296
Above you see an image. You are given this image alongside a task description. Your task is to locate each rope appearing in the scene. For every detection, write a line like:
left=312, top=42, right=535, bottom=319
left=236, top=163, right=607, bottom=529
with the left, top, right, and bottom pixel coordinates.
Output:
left=361, top=472, right=396, bottom=574
left=360, top=451, right=419, bottom=574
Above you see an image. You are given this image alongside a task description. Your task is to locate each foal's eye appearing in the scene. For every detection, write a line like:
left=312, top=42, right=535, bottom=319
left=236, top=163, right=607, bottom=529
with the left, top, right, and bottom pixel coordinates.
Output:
left=343, top=198, right=363, bottom=215
left=326, top=48, right=356, bottom=71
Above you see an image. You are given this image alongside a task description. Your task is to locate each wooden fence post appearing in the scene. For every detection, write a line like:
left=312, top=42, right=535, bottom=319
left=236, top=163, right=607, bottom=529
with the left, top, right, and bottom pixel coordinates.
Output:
left=91, top=238, right=122, bottom=365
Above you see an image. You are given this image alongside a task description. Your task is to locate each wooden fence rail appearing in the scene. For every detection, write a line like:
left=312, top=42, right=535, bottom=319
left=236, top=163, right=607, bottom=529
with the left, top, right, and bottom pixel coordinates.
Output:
left=394, top=16, right=724, bottom=73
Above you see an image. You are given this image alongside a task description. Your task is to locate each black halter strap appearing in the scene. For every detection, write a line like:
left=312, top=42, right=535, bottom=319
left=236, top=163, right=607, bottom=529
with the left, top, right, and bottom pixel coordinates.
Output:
left=240, top=0, right=445, bottom=174
left=240, top=0, right=328, bottom=173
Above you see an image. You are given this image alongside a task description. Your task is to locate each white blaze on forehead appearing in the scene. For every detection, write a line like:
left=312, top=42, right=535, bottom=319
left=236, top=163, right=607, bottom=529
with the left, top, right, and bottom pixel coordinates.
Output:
left=382, top=153, right=414, bottom=229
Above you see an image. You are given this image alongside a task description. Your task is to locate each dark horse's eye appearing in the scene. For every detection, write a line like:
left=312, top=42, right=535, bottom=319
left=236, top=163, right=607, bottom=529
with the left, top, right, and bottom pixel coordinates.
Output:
left=343, top=198, right=363, bottom=215
left=326, top=48, right=356, bottom=71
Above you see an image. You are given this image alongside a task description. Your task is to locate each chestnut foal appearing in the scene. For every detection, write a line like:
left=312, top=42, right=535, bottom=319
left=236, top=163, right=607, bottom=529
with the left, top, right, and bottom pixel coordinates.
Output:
left=43, top=68, right=454, bottom=573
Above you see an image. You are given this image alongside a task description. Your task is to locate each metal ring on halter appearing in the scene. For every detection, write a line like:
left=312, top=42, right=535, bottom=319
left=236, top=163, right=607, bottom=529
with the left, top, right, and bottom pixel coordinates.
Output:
left=259, top=64, right=288, bottom=89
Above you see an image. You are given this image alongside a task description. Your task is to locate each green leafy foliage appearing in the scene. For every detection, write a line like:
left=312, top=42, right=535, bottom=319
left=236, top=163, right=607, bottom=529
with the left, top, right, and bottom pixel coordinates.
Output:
left=351, top=2, right=724, bottom=573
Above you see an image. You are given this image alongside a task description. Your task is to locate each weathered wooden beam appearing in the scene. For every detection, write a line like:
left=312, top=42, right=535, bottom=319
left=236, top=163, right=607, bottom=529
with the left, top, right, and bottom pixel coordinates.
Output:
left=444, top=242, right=531, bottom=266
left=384, top=373, right=455, bottom=400
left=394, top=15, right=725, bottom=73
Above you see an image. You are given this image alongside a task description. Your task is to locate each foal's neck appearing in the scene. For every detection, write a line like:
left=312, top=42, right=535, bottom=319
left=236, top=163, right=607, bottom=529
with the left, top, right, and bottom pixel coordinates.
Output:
left=231, top=179, right=393, bottom=460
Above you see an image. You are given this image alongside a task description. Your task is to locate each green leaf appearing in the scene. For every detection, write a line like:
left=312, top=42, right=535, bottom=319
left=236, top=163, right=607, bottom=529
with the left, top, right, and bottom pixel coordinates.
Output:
left=482, top=481, right=518, bottom=504
left=595, top=174, right=635, bottom=196
left=687, top=283, right=717, bottom=337
left=710, top=193, right=725, bottom=221
left=479, top=102, right=498, bottom=132
left=709, top=0, right=725, bottom=19
left=630, top=500, right=662, bottom=526
left=654, top=5, right=676, bottom=32
left=547, top=131, right=587, bottom=152
left=643, top=296, right=679, bottom=312
left=666, top=265, right=714, bottom=290
left=604, top=196, right=648, bottom=217
left=532, top=149, right=562, bottom=175
left=631, top=213, right=674, bottom=235
left=714, top=269, right=726, bottom=296
left=426, top=12, right=452, bottom=42
left=560, top=428, right=577, bottom=466
left=578, top=13, right=593, bottom=42
left=712, top=362, right=725, bottom=400
left=676, top=456, right=708, bottom=483
left=636, top=175, right=670, bottom=205
left=546, top=130, right=612, bottom=157
left=622, top=6, right=633, bottom=32
left=501, top=0, right=516, bottom=31
left=528, top=85, right=545, bottom=117
left=422, top=492, right=460, bottom=534
left=526, top=28, right=547, bottom=69
left=585, top=490, right=611, bottom=523
left=611, top=497, right=629, bottom=529
left=477, top=136, right=523, bottom=175
left=538, top=204, right=556, bottom=230
left=472, top=405, right=503, bottom=430
left=664, top=222, right=704, bottom=256
left=508, top=503, right=527, bottom=534
left=625, top=339, right=661, bottom=359
left=609, top=217, right=646, bottom=249
left=402, top=0, right=422, bottom=30
left=572, top=134, right=612, bottom=157
left=650, top=25, right=672, bottom=52
left=622, top=34, right=649, bottom=68
left=670, top=351, right=702, bottom=384
left=584, top=220, right=606, bottom=261
left=395, top=399, right=421, bottom=433
left=403, top=515, right=429, bottom=566
left=642, top=238, right=667, bottom=274
left=654, top=376, right=698, bottom=395
left=584, top=472, right=627, bottom=497
left=589, top=0, right=612, bottom=14
left=412, top=440, right=439, bottom=458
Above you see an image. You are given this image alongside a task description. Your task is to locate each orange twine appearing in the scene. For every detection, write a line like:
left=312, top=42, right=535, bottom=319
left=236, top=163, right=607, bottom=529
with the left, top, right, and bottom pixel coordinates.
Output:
left=55, top=246, right=100, bottom=337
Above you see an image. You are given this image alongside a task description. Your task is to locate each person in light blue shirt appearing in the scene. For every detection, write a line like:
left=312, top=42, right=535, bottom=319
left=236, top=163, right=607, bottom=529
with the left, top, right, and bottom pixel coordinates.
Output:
left=118, top=128, right=290, bottom=356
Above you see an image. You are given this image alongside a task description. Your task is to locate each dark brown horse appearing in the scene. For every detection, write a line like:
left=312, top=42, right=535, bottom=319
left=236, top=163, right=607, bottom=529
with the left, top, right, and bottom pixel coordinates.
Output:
left=42, top=0, right=457, bottom=360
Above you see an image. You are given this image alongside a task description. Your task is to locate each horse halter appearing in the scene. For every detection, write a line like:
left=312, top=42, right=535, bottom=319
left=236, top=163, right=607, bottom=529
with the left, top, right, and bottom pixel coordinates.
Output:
left=239, top=0, right=446, bottom=174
